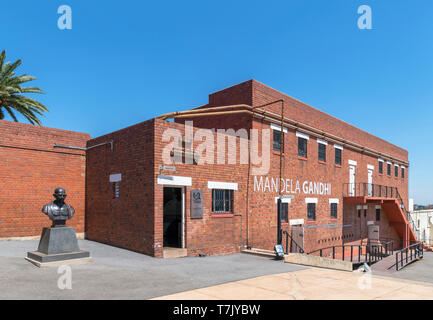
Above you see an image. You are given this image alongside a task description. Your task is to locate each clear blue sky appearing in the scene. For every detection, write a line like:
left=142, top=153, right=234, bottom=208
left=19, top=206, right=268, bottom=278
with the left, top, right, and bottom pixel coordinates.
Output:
left=1, top=0, right=432, bottom=204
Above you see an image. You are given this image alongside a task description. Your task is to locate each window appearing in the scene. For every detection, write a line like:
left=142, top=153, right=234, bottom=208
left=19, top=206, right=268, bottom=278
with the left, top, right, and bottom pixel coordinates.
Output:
left=112, top=182, right=120, bottom=199
left=364, top=208, right=367, bottom=217
left=273, top=130, right=283, bottom=152
left=298, top=137, right=307, bottom=158
left=357, top=208, right=361, bottom=218
left=395, top=166, right=398, bottom=177
left=387, top=163, right=391, bottom=176
left=379, top=161, right=383, bottom=174
left=280, top=203, right=288, bottom=223
left=376, top=208, right=380, bottom=221
left=307, top=203, right=316, bottom=220
left=330, top=203, right=337, bottom=218
left=335, top=148, right=342, bottom=165
left=318, top=143, right=326, bottom=162
left=401, top=167, right=405, bottom=178
left=212, top=189, right=233, bottom=213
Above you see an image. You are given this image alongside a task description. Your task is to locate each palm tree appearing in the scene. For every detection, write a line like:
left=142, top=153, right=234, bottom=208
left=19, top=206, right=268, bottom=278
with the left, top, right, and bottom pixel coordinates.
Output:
left=0, top=50, right=48, bottom=125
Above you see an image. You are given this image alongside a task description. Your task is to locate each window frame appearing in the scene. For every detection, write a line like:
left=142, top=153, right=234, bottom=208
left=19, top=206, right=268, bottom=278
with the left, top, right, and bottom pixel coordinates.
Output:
left=387, top=163, right=391, bottom=176
left=211, top=189, right=234, bottom=213
left=379, top=161, right=383, bottom=174
left=376, top=208, right=380, bottom=221
left=318, top=143, right=326, bottom=162
left=281, top=203, right=288, bottom=223
left=307, top=203, right=316, bottom=220
left=330, top=203, right=337, bottom=219
left=272, top=129, right=283, bottom=153
left=298, top=137, right=308, bottom=158
left=335, top=148, right=342, bottom=165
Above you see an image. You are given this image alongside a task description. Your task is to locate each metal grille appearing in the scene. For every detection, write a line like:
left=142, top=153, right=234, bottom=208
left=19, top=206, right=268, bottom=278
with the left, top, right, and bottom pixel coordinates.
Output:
left=212, top=189, right=233, bottom=213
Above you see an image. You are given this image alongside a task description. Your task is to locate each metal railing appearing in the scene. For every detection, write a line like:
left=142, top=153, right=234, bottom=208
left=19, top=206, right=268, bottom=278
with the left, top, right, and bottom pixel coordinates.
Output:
left=307, top=240, right=394, bottom=264
left=283, top=230, right=304, bottom=254
left=395, top=242, right=423, bottom=271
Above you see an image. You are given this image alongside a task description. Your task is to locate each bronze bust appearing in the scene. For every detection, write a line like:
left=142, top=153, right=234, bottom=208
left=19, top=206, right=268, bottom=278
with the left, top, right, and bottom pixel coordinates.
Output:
left=42, top=187, right=75, bottom=227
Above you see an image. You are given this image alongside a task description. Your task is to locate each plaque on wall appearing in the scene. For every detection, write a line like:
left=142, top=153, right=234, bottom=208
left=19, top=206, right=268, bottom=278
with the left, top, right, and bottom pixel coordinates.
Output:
left=190, top=190, right=203, bottom=219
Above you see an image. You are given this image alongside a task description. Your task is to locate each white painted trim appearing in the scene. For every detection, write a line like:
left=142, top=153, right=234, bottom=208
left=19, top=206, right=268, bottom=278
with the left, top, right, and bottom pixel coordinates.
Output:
left=334, top=144, right=343, bottom=150
left=348, top=160, right=357, bottom=166
left=394, top=164, right=399, bottom=167
left=317, top=138, right=328, bottom=146
left=157, top=175, right=192, bottom=186
left=375, top=205, right=381, bottom=209
left=275, top=197, right=291, bottom=204
left=357, top=205, right=362, bottom=210
left=208, top=181, right=238, bottom=191
left=109, top=173, right=122, bottom=182
left=367, top=221, right=375, bottom=226
left=290, top=219, right=304, bottom=226
left=181, top=187, right=185, bottom=248
left=305, top=197, right=318, bottom=204
left=270, top=123, right=288, bottom=133
left=296, top=131, right=310, bottom=140
left=386, top=161, right=392, bottom=165
left=363, top=205, right=368, bottom=210
left=378, top=158, right=384, bottom=163
left=401, top=165, right=406, bottom=169
left=367, top=165, right=375, bottom=170
left=329, top=198, right=339, bottom=204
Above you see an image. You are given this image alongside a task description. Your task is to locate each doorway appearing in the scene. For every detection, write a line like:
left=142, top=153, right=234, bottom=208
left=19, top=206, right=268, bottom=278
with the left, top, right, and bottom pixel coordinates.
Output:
left=290, top=225, right=304, bottom=253
left=163, top=187, right=183, bottom=248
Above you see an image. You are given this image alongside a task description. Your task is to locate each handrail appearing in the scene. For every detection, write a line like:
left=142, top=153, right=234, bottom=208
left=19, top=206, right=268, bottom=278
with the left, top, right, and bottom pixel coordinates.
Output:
left=395, top=242, right=423, bottom=271
left=282, top=230, right=304, bottom=254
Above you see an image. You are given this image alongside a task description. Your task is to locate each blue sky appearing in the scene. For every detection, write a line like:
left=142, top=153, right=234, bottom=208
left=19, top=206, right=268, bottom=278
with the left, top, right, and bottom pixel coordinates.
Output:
left=1, top=0, right=432, bottom=204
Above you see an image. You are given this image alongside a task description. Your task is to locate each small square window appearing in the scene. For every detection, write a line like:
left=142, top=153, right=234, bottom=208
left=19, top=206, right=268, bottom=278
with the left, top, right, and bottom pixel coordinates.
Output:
left=335, top=148, right=342, bottom=165
left=298, top=137, right=307, bottom=158
left=318, top=143, right=326, bottom=162
left=307, top=203, right=316, bottom=220
left=330, top=203, right=337, bottom=218
left=212, top=189, right=233, bottom=213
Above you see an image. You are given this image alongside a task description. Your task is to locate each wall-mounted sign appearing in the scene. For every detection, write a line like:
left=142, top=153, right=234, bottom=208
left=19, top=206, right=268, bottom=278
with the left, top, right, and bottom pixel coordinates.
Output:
left=190, top=190, right=203, bottom=219
left=159, top=165, right=176, bottom=172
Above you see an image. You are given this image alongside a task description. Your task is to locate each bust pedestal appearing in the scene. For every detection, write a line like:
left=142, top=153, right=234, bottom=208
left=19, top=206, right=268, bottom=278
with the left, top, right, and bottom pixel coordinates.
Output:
left=26, top=227, right=91, bottom=267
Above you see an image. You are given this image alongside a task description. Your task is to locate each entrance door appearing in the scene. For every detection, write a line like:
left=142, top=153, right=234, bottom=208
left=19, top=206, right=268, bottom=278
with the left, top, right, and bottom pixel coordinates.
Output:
left=163, top=187, right=183, bottom=248
left=290, top=225, right=304, bottom=253
left=349, top=165, right=356, bottom=196
left=368, top=168, right=373, bottom=196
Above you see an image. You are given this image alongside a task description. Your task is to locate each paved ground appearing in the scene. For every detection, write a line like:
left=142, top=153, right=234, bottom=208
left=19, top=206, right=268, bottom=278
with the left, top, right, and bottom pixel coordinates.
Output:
left=154, top=267, right=433, bottom=300
left=0, top=240, right=305, bottom=300
left=373, top=252, right=433, bottom=284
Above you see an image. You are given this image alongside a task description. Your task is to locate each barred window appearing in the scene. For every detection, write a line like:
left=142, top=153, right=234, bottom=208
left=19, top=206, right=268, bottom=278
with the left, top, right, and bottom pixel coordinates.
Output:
left=298, top=137, right=307, bottom=158
left=281, top=203, right=288, bottom=223
left=318, top=143, right=326, bottom=162
left=307, top=203, right=316, bottom=220
left=335, top=148, right=342, bottom=165
left=273, top=130, right=283, bottom=152
left=212, top=189, right=233, bottom=213
left=330, top=203, right=337, bottom=218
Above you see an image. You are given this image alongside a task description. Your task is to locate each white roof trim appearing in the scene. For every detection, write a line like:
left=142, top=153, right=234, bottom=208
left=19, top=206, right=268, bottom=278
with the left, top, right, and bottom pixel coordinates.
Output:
left=208, top=181, right=238, bottom=191
left=305, top=197, right=318, bottom=204
left=296, top=131, right=310, bottom=140
left=317, top=138, right=328, bottom=146
left=157, top=175, right=192, bottom=186
left=109, top=173, right=122, bottom=182
left=270, top=123, right=288, bottom=133
left=329, top=198, right=339, bottom=204
left=348, top=160, right=357, bottom=166
left=334, top=144, right=343, bottom=150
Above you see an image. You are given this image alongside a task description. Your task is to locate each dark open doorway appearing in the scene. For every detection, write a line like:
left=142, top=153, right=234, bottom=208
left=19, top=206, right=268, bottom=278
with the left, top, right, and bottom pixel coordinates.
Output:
left=163, top=187, right=182, bottom=248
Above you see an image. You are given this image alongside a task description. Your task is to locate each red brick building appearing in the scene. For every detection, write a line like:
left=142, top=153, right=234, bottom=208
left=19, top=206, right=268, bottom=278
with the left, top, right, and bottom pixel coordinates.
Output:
left=85, top=80, right=416, bottom=258
left=0, top=120, right=89, bottom=239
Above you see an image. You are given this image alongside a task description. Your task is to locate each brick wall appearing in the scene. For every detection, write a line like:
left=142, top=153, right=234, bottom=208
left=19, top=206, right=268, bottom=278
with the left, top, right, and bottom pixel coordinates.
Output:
left=0, top=120, right=89, bottom=238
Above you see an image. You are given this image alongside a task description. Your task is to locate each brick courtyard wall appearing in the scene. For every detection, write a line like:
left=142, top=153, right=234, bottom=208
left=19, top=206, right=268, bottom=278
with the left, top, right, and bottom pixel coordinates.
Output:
left=0, top=120, right=89, bottom=238
left=85, top=119, right=155, bottom=256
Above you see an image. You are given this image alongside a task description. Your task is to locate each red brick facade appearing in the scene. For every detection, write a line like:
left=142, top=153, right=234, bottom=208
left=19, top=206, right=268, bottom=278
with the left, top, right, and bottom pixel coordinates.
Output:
left=0, top=120, right=89, bottom=238
left=85, top=80, right=410, bottom=257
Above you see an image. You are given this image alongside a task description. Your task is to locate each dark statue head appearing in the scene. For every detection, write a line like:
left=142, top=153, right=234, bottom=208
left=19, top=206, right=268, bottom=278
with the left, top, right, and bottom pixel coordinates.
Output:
left=53, top=187, right=67, bottom=203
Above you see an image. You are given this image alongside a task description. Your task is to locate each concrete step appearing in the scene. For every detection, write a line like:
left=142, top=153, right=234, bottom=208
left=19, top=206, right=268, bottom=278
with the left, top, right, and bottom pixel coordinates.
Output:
left=163, top=247, right=187, bottom=258
left=241, top=248, right=275, bottom=258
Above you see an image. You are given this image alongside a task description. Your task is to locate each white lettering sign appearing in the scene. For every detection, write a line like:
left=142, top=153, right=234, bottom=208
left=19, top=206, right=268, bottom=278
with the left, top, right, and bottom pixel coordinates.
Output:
left=253, top=176, right=331, bottom=195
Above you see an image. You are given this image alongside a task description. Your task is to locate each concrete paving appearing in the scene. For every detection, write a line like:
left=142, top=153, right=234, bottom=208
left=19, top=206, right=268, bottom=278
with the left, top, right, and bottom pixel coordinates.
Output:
left=0, top=240, right=306, bottom=300
left=153, top=267, right=433, bottom=300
